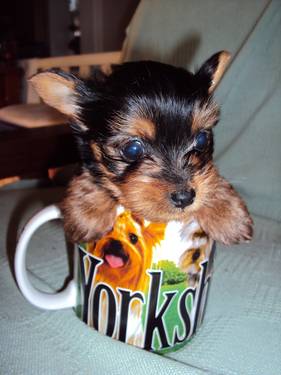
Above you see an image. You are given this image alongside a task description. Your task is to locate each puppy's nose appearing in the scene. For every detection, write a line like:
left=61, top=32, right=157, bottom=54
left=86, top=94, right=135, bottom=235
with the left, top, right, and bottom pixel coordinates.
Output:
left=170, top=189, right=195, bottom=209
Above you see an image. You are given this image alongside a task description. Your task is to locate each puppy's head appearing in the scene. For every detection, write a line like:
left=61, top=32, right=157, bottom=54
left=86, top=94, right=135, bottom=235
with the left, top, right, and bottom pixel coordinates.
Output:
left=31, top=52, right=253, bottom=244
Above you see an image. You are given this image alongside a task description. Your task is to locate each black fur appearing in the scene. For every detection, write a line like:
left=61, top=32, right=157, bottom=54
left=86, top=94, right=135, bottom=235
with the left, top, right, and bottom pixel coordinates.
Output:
left=73, top=61, right=217, bottom=187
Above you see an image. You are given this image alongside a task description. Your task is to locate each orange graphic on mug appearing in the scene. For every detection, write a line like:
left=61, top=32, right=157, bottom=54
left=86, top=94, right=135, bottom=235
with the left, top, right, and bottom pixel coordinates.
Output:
left=86, top=211, right=166, bottom=293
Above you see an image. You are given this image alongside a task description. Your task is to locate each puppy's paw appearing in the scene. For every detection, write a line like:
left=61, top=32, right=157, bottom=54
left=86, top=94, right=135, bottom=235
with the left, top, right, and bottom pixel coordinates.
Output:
left=195, top=176, right=253, bottom=245
left=230, top=203, right=253, bottom=244
left=60, top=172, right=118, bottom=243
left=211, top=199, right=253, bottom=245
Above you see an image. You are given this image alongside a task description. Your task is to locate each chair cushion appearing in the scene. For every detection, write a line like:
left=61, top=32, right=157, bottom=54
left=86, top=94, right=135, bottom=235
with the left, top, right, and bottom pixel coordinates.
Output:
left=0, top=186, right=281, bottom=375
left=0, top=103, right=67, bottom=128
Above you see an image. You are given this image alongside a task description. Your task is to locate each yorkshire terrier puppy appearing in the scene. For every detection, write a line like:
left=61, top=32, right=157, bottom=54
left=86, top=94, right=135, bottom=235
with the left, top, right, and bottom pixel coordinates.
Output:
left=31, top=51, right=253, bottom=245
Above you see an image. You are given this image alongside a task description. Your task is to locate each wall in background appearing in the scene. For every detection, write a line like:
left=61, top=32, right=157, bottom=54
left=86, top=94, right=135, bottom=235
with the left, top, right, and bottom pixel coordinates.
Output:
left=1, top=0, right=49, bottom=58
left=80, top=0, right=140, bottom=53
left=48, top=0, right=71, bottom=56
left=0, top=0, right=140, bottom=58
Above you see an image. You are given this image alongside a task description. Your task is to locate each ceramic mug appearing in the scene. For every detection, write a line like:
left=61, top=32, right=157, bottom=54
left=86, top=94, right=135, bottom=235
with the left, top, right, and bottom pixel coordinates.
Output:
left=15, top=204, right=215, bottom=354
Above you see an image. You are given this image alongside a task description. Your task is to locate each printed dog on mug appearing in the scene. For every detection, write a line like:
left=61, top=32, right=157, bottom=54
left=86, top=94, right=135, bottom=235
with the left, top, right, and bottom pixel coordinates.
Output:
left=179, top=240, right=213, bottom=287
left=85, top=208, right=165, bottom=344
left=30, top=51, right=253, bottom=247
left=86, top=209, right=165, bottom=291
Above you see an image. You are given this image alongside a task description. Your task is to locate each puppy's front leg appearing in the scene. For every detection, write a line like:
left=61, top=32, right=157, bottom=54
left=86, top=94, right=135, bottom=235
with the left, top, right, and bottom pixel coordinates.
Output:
left=60, top=171, right=118, bottom=242
left=195, top=173, right=253, bottom=245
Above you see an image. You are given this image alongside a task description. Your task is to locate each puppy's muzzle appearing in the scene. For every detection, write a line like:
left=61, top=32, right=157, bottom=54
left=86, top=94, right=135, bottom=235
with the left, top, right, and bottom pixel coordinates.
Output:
left=170, top=189, right=196, bottom=209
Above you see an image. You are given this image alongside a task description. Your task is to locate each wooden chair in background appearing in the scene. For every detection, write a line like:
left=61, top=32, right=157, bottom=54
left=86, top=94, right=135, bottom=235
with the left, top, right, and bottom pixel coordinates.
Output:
left=21, top=51, right=122, bottom=103
left=0, top=51, right=122, bottom=127
left=0, top=51, right=122, bottom=183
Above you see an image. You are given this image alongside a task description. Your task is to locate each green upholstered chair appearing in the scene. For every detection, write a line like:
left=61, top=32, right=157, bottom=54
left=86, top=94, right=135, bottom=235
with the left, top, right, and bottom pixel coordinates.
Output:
left=1, top=1, right=280, bottom=374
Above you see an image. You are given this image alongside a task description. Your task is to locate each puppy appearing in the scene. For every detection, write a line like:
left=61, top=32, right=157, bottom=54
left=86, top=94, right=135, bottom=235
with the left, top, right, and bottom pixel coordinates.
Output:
left=30, top=51, right=253, bottom=245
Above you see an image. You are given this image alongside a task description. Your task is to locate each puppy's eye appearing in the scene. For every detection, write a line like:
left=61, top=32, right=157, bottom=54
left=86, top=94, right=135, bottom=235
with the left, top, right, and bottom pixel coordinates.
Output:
left=121, top=140, right=144, bottom=162
left=129, top=233, right=138, bottom=244
left=194, top=131, right=208, bottom=151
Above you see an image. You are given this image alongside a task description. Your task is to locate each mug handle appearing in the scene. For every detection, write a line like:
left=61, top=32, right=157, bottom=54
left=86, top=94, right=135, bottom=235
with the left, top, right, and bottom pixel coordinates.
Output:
left=15, top=205, right=77, bottom=310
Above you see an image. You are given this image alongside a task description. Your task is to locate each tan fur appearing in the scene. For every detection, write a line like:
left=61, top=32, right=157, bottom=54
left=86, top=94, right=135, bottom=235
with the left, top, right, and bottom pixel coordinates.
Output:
left=119, top=160, right=253, bottom=245
left=192, top=100, right=219, bottom=132
left=90, top=143, right=102, bottom=161
left=126, top=118, right=156, bottom=140
left=110, top=115, right=156, bottom=141
left=30, top=72, right=87, bottom=130
left=119, top=155, right=190, bottom=222
left=209, top=51, right=231, bottom=93
left=188, top=153, right=203, bottom=169
left=120, top=171, right=185, bottom=222
left=192, top=164, right=253, bottom=245
left=60, top=171, right=118, bottom=242
left=87, top=145, right=123, bottom=199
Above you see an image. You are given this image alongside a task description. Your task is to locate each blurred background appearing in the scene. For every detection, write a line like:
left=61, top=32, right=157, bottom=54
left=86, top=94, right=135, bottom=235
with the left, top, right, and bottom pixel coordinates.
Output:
left=0, top=0, right=140, bottom=107
left=0, top=0, right=140, bottom=187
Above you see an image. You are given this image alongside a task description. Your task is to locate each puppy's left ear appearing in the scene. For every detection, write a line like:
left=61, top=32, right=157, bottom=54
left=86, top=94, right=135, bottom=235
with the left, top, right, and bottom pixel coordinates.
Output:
left=196, top=51, right=231, bottom=93
left=30, top=70, right=90, bottom=130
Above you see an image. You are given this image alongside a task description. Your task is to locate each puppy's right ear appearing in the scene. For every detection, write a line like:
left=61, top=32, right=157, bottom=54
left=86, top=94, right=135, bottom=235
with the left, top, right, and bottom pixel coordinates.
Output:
left=30, top=70, right=90, bottom=130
